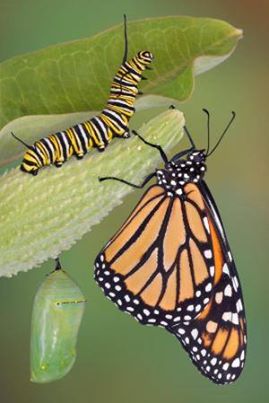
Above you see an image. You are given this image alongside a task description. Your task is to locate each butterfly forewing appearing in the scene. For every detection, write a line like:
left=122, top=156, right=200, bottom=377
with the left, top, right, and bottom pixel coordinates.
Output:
left=95, top=183, right=216, bottom=327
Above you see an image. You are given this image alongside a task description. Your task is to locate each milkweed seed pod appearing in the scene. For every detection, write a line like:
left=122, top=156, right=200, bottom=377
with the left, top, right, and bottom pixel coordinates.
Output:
left=30, top=260, right=86, bottom=383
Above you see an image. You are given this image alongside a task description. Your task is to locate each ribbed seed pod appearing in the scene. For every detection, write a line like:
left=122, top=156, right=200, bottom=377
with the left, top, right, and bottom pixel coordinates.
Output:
left=30, top=260, right=86, bottom=383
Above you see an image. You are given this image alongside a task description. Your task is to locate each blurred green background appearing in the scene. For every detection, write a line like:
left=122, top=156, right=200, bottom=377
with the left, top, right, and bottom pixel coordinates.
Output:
left=0, top=1, right=268, bottom=402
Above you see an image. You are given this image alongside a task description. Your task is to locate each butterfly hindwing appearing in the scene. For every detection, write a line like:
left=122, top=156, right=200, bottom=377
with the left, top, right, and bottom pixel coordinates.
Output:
left=168, top=182, right=247, bottom=384
left=169, top=262, right=246, bottom=384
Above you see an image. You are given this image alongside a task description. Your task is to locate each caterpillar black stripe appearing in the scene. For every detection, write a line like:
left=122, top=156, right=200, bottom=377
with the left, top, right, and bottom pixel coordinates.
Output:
left=13, top=16, right=153, bottom=176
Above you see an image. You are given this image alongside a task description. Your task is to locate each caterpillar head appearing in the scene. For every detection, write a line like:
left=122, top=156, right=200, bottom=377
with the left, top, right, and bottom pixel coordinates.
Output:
left=137, top=51, right=154, bottom=65
left=20, top=147, right=41, bottom=176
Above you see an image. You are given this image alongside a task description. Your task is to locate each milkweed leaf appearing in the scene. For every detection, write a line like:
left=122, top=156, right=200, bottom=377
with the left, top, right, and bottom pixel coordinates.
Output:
left=0, top=16, right=242, bottom=166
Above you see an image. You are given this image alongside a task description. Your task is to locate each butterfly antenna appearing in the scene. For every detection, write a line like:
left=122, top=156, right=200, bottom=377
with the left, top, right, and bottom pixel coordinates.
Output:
left=11, top=132, right=31, bottom=149
left=122, top=14, right=128, bottom=64
left=203, top=108, right=210, bottom=155
left=207, top=111, right=236, bottom=156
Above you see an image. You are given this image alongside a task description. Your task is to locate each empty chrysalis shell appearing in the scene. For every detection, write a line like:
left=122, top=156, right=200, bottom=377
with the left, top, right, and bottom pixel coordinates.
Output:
left=30, top=259, right=86, bottom=383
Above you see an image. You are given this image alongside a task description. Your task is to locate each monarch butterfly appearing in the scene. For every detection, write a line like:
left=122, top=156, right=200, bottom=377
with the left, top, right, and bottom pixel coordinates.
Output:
left=94, top=109, right=247, bottom=384
left=31, top=258, right=86, bottom=383
left=12, top=15, right=153, bottom=175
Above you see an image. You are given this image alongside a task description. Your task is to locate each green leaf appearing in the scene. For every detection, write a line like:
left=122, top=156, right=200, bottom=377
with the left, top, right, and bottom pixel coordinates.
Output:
left=0, top=16, right=242, bottom=165
left=0, top=108, right=184, bottom=277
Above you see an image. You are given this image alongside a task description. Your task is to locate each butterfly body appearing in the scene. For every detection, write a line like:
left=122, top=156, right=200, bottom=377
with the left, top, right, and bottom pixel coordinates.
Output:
left=155, top=149, right=207, bottom=197
left=94, top=122, right=247, bottom=384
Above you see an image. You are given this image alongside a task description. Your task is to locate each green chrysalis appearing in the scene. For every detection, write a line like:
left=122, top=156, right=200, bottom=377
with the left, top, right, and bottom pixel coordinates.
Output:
left=30, top=259, right=86, bottom=383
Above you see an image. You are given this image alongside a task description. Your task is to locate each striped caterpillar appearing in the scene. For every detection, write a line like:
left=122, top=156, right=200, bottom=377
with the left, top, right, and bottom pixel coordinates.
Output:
left=12, top=16, right=153, bottom=175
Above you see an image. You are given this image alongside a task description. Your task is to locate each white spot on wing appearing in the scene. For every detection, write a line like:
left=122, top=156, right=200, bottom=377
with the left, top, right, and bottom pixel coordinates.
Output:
left=232, top=276, right=239, bottom=291
left=236, top=299, right=243, bottom=312
left=215, top=292, right=223, bottom=304
left=191, top=329, right=198, bottom=340
left=148, top=318, right=156, bottom=323
left=143, top=309, right=150, bottom=316
left=232, top=313, right=239, bottom=325
left=195, top=304, right=201, bottom=312
left=224, top=284, right=232, bottom=297
left=222, top=312, right=232, bottom=322
left=211, top=358, right=217, bottom=365
left=205, top=283, right=212, bottom=292
left=203, top=217, right=210, bottom=233
left=231, top=358, right=240, bottom=368
left=223, top=363, right=229, bottom=371
left=204, top=249, right=212, bottom=259
left=223, top=263, right=230, bottom=275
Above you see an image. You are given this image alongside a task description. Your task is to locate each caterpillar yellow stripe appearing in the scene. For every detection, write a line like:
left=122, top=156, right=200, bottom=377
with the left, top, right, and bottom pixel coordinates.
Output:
left=16, top=16, right=153, bottom=176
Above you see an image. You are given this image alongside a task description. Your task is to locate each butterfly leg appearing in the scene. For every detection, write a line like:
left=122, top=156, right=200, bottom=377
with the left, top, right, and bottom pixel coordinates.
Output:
left=99, top=171, right=156, bottom=189
left=132, top=130, right=168, bottom=163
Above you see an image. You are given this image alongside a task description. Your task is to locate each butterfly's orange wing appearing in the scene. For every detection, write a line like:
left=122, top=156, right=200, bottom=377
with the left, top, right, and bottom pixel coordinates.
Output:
left=168, top=182, right=247, bottom=384
left=95, top=184, right=217, bottom=327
